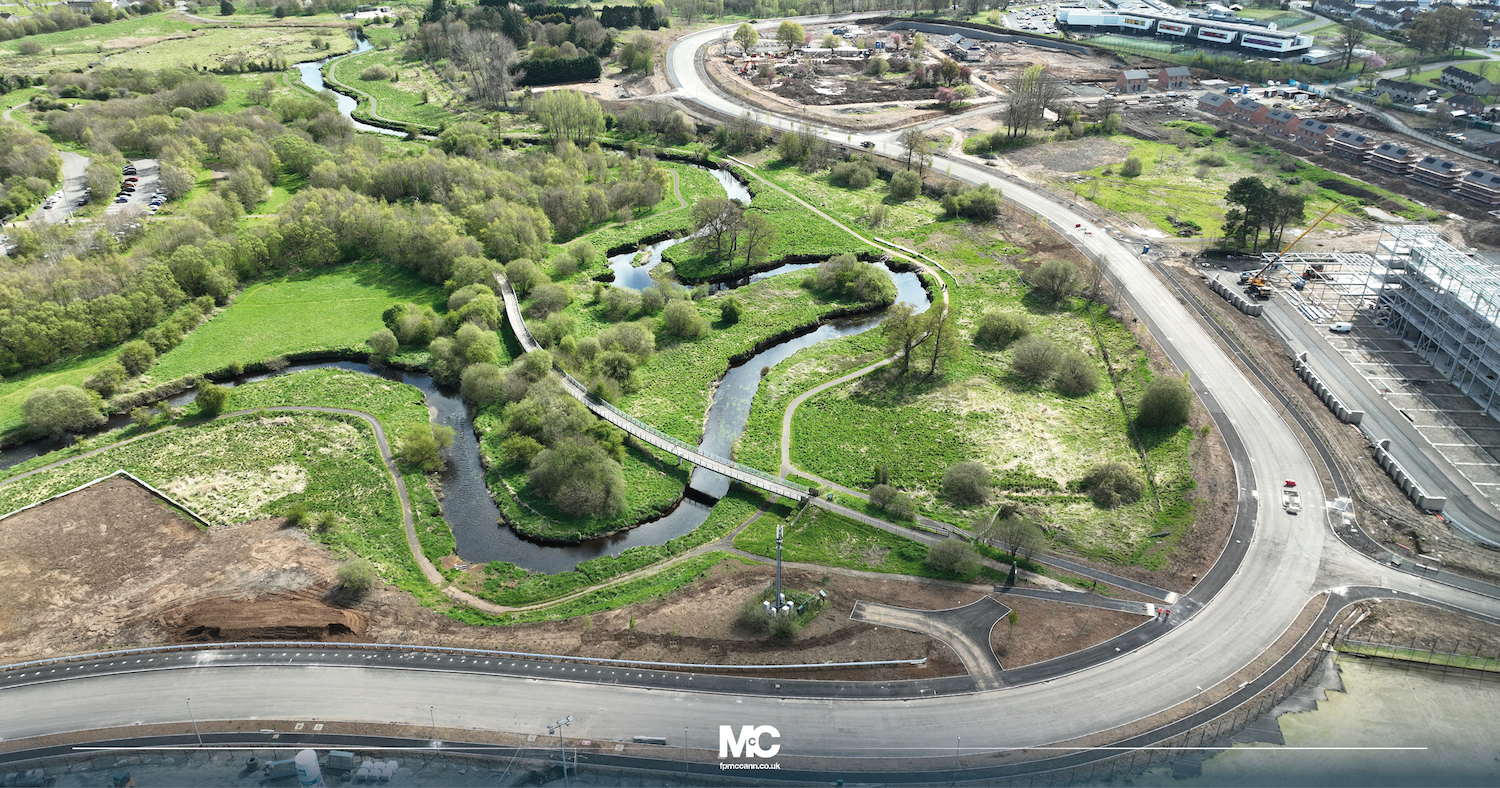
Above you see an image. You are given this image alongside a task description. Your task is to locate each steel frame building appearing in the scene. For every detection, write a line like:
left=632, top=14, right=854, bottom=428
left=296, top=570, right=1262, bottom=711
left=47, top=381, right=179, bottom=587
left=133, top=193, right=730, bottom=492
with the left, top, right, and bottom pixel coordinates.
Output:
left=1376, top=225, right=1500, bottom=419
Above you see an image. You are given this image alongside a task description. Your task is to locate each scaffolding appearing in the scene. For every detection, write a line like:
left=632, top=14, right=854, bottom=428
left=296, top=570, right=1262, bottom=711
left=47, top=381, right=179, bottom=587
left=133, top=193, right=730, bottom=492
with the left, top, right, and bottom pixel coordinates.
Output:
left=1376, top=225, right=1500, bottom=420
left=1257, top=250, right=1383, bottom=321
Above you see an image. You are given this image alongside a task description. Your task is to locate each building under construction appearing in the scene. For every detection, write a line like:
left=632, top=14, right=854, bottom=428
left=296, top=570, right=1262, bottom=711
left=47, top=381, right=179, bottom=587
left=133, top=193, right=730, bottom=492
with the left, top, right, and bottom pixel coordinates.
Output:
left=1375, top=225, right=1500, bottom=421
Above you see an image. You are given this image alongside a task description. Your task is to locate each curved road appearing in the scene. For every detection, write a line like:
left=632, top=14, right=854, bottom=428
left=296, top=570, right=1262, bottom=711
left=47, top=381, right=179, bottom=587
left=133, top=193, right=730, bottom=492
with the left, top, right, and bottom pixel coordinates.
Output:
left=7, top=16, right=1500, bottom=777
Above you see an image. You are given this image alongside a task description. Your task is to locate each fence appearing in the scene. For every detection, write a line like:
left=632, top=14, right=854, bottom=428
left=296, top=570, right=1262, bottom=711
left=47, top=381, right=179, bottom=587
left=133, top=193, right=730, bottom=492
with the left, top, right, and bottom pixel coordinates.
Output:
left=1336, top=637, right=1500, bottom=676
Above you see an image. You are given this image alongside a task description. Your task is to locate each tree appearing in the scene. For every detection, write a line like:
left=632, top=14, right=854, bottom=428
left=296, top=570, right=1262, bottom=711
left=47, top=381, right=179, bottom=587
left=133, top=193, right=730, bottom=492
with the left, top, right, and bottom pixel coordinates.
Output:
left=660, top=299, right=707, bottom=338
left=455, top=28, right=522, bottom=108
left=118, top=340, right=156, bottom=376
left=1223, top=176, right=1275, bottom=250
left=989, top=513, right=1043, bottom=560
left=82, top=362, right=129, bottom=399
left=368, top=328, right=398, bottom=362
left=1409, top=5, right=1483, bottom=56
left=1031, top=260, right=1079, bottom=303
left=1081, top=462, right=1144, bottom=507
left=869, top=483, right=916, bottom=519
left=533, top=90, right=604, bottom=145
left=740, top=212, right=776, bottom=266
left=1010, top=336, right=1060, bottom=383
left=397, top=423, right=455, bottom=472
left=889, top=169, right=922, bottom=201
left=776, top=20, right=804, bottom=51
left=220, top=0, right=234, bottom=14
left=461, top=362, right=505, bottom=406
left=923, top=301, right=959, bottom=378
left=899, top=128, right=933, bottom=176
left=1054, top=351, right=1098, bottom=396
left=720, top=295, right=744, bottom=324
left=734, top=22, right=758, bottom=52
left=1335, top=21, right=1368, bottom=70
left=882, top=303, right=926, bottom=375
left=691, top=198, right=745, bottom=261
left=23, top=386, right=105, bottom=437
left=195, top=381, right=230, bottom=417
left=527, top=435, right=627, bottom=517
left=1138, top=376, right=1191, bottom=428
left=974, top=310, right=1028, bottom=347
left=943, top=461, right=991, bottom=506
left=336, top=557, right=378, bottom=596
left=1003, top=65, right=1062, bottom=140
left=924, top=539, right=981, bottom=578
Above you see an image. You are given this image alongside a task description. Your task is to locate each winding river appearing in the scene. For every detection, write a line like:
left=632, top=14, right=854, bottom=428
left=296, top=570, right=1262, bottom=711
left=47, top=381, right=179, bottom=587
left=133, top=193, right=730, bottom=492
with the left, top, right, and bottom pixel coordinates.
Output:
left=0, top=67, right=932, bottom=573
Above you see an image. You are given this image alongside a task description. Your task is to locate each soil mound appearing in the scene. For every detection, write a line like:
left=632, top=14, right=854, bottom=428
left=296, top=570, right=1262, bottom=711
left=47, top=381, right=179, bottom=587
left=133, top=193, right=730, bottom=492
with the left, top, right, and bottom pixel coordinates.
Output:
left=159, top=591, right=367, bottom=642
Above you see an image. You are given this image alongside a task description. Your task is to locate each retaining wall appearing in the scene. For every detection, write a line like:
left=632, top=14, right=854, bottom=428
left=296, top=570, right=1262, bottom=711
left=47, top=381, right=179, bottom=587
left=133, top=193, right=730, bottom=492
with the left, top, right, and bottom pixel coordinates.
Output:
left=1206, top=274, right=1264, bottom=316
left=1373, top=438, right=1447, bottom=511
left=1293, top=352, right=1364, bottom=425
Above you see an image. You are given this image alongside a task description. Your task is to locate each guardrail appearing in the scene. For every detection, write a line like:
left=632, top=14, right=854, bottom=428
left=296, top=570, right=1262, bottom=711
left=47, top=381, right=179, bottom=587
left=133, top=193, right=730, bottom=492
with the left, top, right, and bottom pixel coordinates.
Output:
left=0, top=640, right=924, bottom=674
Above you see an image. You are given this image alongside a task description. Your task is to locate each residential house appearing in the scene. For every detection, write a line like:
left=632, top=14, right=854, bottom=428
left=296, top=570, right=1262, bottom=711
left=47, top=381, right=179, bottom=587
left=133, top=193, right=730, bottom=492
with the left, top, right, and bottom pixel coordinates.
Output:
left=1293, top=119, right=1334, bottom=148
left=1458, top=169, right=1500, bottom=204
left=1262, top=108, right=1298, bottom=135
left=1198, top=92, right=1233, bottom=115
left=1232, top=97, right=1268, bottom=125
left=1439, top=66, right=1493, bottom=95
left=1411, top=156, right=1465, bottom=189
left=1368, top=142, right=1421, bottom=174
left=1446, top=93, right=1488, bottom=115
left=1328, top=130, right=1377, bottom=160
left=1158, top=66, right=1192, bottom=90
left=1352, top=8, right=1405, bottom=31
left=1313, top=0, right=1357, bottom=16
left=1117, top=69, right=1150, bottom=94
left=1371, top=78, right=1428, bottom=105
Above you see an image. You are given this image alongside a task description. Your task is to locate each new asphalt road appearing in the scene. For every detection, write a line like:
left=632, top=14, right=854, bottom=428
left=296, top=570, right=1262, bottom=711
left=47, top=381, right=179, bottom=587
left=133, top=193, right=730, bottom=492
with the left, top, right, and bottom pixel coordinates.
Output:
left=5, top=18, right=1500, bottom=775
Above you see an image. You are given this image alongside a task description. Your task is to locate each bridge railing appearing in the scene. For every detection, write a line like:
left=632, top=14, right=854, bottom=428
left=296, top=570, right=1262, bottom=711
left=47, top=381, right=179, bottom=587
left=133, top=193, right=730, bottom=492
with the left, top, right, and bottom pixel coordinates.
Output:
left=497, top=274, right=808, bottom=497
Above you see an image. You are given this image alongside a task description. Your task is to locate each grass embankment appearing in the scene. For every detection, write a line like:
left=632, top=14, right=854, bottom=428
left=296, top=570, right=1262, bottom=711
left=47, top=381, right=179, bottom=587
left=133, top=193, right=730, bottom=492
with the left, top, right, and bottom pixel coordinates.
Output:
left=665, top=165, right=867, bottom=280
left=1063, top=127, right=1441, bottom=238
left=328, top=47, right=455, bottom=128
left=458, top=485, right=770, bottom=611
left=585, top=162, right=728, bottom=254
left=734, top=504, right=1006, bottom=584
left=0, top=13, right=350, bottom=72
left=149, top=264, right=445, bottom=382
left=0, top=349, right=126, bottom=441
left=749, top=158, right=947, bottom=238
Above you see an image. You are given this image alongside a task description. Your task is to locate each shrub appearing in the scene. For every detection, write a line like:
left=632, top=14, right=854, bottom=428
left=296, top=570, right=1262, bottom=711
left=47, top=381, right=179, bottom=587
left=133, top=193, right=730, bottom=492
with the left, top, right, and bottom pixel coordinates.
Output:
left=506, top=258, right=548, bottom=296
left=811, top=253, right=895, bottom=303
left=1081, top=462, right=1144, bottom=507
left=601, top=286, right=642, bottom=321
left=1010, top=336, right=1060, bottom=383
left=23, top=386, right=105, bottom=437
left=1120, top=156, right=1143, bottom=177
left=527, top=435, right=626, bottom=518
left=359, top=64, right=394, bottom=81
left=736, top=595, right=771, bottom=634
left=397, top=423, right=455, bottom=472
left=82, top=362, right=129, bottom=399
left=1031, top=260, right=1079, bottom=303
left=659, top=299, right=707, bottom=338
left=1137, top=376, right=1191, bottom=428
left=367, top=327, right=398, bottom=360
left=974, top=311, right=1028, bottom=347
left=336, top=557, right=378, bottom=595
left=719, top=295, right=743, bottom=324
left=526, top=283, right=571, bottom=318
left=924, top=539, right=981, bottom=578
left=889, top=170, right=922, bottom=201
left=868, top=483, right=916, bottom=519
left=940, top=184, right=1002, bottom=220
left=942, top=461, right=991, bottom=506
left=461, top=363, right=505, bottom=406
left=195, top=381, right=230, bottom=417
left=1053, top=351, right=1098, bottom=396
left=118, top=340, right=157, bottom=376
left=1197, top=151, right=1227, bottom=167
left=500, top=433, right=544, bottom=468
left=829, top=159, right=877, bottom=189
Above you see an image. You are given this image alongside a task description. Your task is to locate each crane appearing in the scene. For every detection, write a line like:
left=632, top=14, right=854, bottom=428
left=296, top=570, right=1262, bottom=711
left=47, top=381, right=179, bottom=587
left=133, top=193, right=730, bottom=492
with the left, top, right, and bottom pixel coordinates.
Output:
left=1241, top=200, right=1346, bottom=299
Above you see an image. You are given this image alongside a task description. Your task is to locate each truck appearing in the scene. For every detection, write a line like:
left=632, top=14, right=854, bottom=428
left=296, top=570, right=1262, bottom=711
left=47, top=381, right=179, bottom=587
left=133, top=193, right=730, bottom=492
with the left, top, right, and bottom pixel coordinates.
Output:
left=262, top=759, right=298, bottom=780
left=1282, top=488, right=1301, bottom=514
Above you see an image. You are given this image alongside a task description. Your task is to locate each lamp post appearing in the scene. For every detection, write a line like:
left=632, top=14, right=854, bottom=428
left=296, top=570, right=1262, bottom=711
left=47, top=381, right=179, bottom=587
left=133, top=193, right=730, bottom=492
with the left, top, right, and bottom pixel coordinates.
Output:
left=185, top=698, right=202, bottom=747
left=429, top=705, right=438, bottom=745
left=548, top=715, right=573, bottom=788
left=683, top=726, right=689, bottom=781
left=1195, top=686, right=1205, bottom=710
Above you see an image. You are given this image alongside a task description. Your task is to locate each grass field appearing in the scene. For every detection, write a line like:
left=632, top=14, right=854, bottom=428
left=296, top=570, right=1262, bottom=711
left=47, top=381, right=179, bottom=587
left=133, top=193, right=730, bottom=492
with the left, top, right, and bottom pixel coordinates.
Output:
left=747, top=157, right=948, bottom=239
left=328, top=47, right=453, bottom=128
left=0, top=348, right=124, bottom=441
left=0, top=13, right=352, bottom=72
left=150, top=264, right=445, bottom=382
left=585, top=163, right=729, bottom=255
left=481, top=552, right=757, bottom=625
left=1062, top=129, right=1441, bottom=238
left=207, top=71, right=306, bottom=115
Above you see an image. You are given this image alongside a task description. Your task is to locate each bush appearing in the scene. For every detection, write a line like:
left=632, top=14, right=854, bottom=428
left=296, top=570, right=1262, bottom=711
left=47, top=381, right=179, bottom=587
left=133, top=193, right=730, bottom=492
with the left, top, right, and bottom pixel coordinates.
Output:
left=527, top=283, right=571, bottom=318
left=924, top=539, right=981, bottom=578
left=974, top=310, right=1028, bottom=348
left=659, top=299, right=707, bottom=338
left=283, top=501, right=311, bottom=527
left=1053, top=351, right=1098, bottom=396
left=23, top=386, right=105, bottom=437
left=940, top=184, right=1002, bottom=220
left=1197, top=151, right=1227, bottom=167
left=736, top=595, right=772, bottom=634
left=829, top=159, right=877, bottom=189
left=367, top=327, right=398, bottom=360
left=82, top=362, right=129, bottom=399
left=1120, top=156, right=1143, bottom=177
left=719, top=295, right=743, bottom=324
left=461, top=362, right=505, bottom=406
left=942, top=461, right=991, bottom=507
left=810, top=253, right=895, bottom=303
left=195, top=381, right=230, bottom=417
left=359, top=64, right=394, bottom=81
left=397, top=423, right=455, bottom=472
left=1010, top=336, right=1060, bottom=384
left=500, top=433, right=544, bottom=468
left=527, top=435, right=626, bottom=518
left=1031, top=259, right=1079, bottom=303
left=601, top=286, right=642, bottom=321
left=1081, top=462, right=1144, bottom=507
left=336, top=557, right=378, bottom=595
left=118, top=340, right=157, bottom=376
left=868, top=483, right=916, bottom=519
left=889, top=170, right=922, bottom=201
left=1137, top=376, right=1191, bottom=428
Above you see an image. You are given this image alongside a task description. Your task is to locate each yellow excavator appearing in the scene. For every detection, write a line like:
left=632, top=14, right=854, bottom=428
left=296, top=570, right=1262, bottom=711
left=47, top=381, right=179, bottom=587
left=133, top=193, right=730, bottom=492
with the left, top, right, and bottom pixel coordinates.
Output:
left=1240, top=200, right=1346, bottom=299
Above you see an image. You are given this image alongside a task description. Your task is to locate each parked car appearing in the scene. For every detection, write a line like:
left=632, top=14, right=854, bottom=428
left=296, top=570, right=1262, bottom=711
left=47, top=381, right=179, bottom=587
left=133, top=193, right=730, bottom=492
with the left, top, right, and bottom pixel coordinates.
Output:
left=1329, top=322, right=1352, bottom=333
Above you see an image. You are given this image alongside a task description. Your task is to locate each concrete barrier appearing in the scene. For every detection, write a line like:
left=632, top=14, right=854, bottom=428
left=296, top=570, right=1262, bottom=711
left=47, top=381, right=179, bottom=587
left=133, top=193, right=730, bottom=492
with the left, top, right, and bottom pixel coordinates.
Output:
left=1373, top=438, right=1447, bottom=511
left=1206, top=275, right=1264, bottom=316
left=1293, top=352, right=1365, bottom=425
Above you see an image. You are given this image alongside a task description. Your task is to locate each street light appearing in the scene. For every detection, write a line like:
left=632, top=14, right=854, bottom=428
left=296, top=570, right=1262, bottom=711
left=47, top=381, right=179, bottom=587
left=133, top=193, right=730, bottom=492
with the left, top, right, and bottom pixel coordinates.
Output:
left=548, top=715, right=573, bottom=788
left=683, top=726, right=690, bottom=780
left=429, top=705, right=437, bottom=745
left=1195, top=685, right=1205, bottom=710
left=185, top=698, right=202, bottom=747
